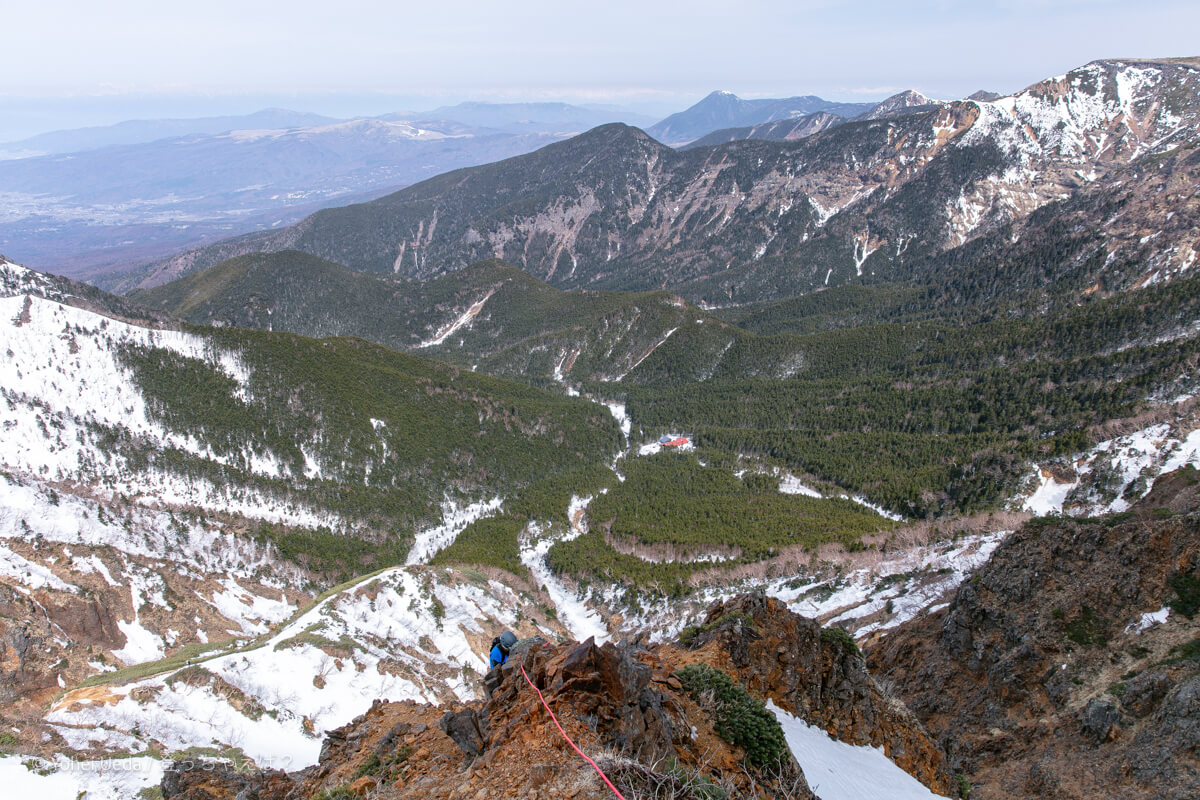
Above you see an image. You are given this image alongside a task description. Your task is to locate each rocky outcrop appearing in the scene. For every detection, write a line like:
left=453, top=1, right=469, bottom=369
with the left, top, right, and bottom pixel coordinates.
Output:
left=677, top=593, right=954, bottom=794
left=868, top=467, right=1200, bottom=799
left=160, top=761, right=298, bottom=800
left=161, top=597, right=954, bottom=799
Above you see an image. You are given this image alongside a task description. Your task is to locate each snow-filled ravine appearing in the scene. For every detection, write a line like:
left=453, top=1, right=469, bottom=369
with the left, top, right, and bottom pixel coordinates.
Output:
left=48, top=564, right=558, bottom=770
left=519, top=496, right=611, bottom=644
left=769, top=701, right=950, bottom=800
left=405, top=495, right=504, bottom=565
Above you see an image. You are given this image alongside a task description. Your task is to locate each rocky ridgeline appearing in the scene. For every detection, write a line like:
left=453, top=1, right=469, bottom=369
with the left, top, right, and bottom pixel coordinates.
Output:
left=868, top=467, right=1200, bottom=799
left=160, top=596, right=951, bottom=799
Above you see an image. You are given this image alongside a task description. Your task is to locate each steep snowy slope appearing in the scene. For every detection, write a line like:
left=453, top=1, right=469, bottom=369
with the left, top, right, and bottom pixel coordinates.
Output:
left=1, top=257, right=619, bottom=535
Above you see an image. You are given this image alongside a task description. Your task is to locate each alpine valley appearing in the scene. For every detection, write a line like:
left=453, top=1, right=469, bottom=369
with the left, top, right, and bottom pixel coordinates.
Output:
left=1, top=56, right=1199, bottom=800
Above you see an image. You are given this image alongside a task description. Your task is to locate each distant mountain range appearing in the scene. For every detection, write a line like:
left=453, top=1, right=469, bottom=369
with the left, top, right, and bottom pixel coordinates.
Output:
left=0, top=103, right=657, bottom=158
left=646, top=90, right=875, bottom=145
left=686, top=111, right=846, bottom=148
left=401, top=101, right=658, bottom=133
left=0, top=119, right=567, bottom=282
left=0, top=102, right=662, bottom=284
left=0, top=108, right=340, bottom=158
left=138, top=59, right=1200, bottom=313
left=0, top=101, right=667, bottom=285
left=683, top=90, right=942, bottom=148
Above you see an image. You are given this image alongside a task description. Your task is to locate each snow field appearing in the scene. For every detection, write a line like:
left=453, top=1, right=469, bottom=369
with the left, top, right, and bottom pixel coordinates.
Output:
left=0, top=754, right=163, bottom=800
left=768, top=702, right=949, bottom=800
left=49, top=565, right=552, bottom=769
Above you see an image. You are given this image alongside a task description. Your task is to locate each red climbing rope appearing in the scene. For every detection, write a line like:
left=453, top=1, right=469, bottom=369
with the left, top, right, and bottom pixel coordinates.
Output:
left=519, top=663, right=628, bottom=800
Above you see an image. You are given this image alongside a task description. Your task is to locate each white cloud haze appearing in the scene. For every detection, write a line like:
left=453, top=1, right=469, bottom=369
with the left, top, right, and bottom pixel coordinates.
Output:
left=1, top=0, right=1195, bottom=138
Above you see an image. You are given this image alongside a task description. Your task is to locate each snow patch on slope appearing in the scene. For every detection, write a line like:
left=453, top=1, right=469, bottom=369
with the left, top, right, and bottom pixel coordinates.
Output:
left=778, top=473, right=822, bottom=498
left=1021, top=420, right=1200, bottom=516
left=208, top=578, right=295, bottom=636
left=0, top=543, right=77, bottom=592
left=416, top=289, right=496, bottom=348
left=769, top=701, right=949, bottom=800
left=1126, top=606, right=1169, bottom=634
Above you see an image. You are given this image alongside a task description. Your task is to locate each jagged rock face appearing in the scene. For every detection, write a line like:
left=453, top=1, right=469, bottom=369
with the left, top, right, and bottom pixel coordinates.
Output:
left=0, top=587, right=125, bottom=715
left=867, top=468, right=1200, bottom=799
left=678, top=594, right=953, bottom=795
left=162, top=638, right=810, bottom=799
left=160, top=762, right=297, bottom=800
left=159, top=596, right=958, bottom=799
left=493, top=637, right=680, bottom=762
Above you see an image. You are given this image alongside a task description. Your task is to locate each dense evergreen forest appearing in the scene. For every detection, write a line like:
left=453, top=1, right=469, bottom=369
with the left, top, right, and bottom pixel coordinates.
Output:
left=547, top=454, right=895, bottom=595
left=110, top=326, right=622, bottom=565
left=603, top=274, right=1200, bottom=519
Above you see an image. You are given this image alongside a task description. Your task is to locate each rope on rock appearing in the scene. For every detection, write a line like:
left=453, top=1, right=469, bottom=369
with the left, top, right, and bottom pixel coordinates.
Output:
left=518, top=662, right=628, bottom=800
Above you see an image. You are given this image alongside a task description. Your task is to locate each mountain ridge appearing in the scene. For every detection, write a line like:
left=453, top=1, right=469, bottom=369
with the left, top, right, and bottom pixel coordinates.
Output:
left=646, top=90, right=875, bottom=145
left=0, top=108, right=341, bottom=156
left=136, top=58, right=1200, bottom=307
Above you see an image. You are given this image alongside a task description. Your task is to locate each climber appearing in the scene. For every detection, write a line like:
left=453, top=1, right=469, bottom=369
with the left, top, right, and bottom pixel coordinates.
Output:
left=488, top=630, right=518, bottom=669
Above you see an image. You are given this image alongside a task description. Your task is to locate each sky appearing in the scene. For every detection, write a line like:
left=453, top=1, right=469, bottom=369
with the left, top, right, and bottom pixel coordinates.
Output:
left=1, top=0, right=1197, bottom=141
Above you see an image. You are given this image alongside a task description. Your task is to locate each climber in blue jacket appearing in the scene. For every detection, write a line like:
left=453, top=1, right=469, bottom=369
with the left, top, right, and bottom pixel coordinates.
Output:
left=489, top=630, right=518, bottom=669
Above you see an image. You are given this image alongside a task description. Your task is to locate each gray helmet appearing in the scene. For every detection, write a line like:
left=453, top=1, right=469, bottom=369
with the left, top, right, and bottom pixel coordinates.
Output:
left=499, top=630, right=517, bottom=648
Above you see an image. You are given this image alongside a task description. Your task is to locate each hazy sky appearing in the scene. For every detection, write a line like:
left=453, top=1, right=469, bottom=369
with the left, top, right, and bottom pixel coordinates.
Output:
left=2, top=0, right=1197, bottom=139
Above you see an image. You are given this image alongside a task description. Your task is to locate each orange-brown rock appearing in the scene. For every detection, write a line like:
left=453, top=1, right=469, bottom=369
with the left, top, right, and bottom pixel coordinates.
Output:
left=161, top=595, right=957, bottom=800
left=669, top=593, right=953, bottom=795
